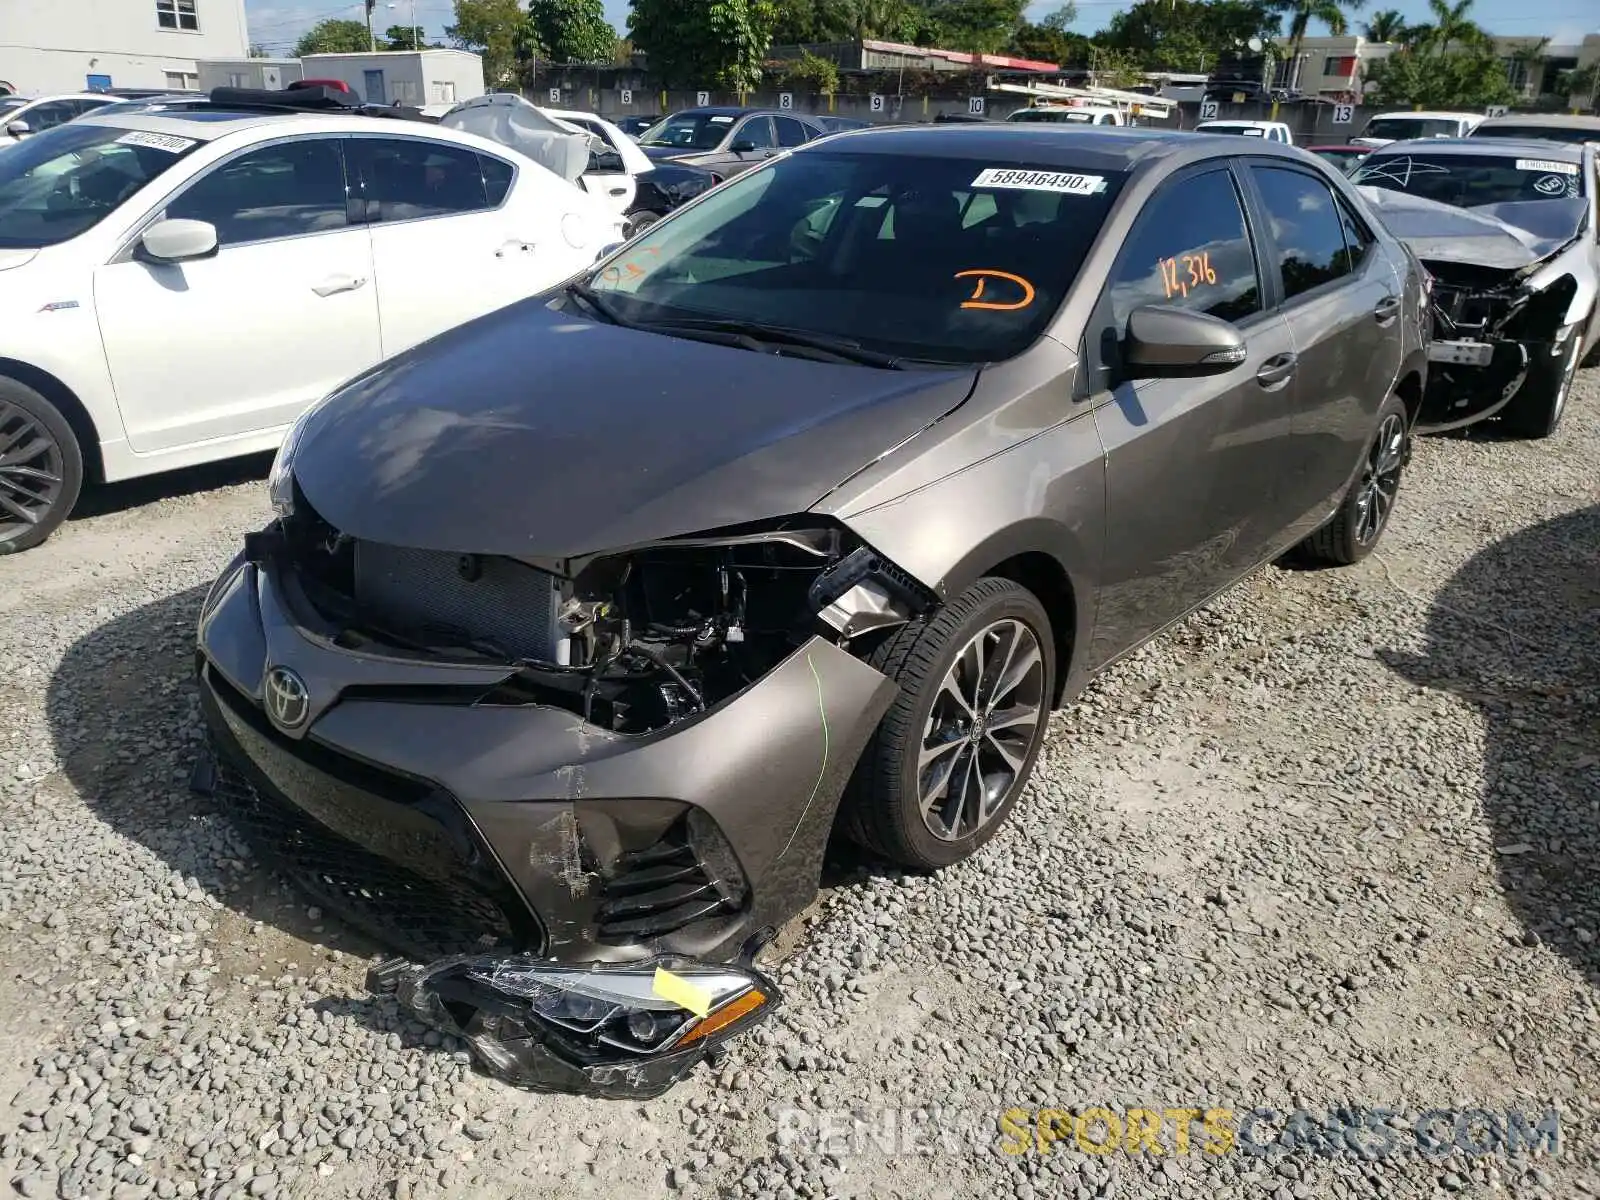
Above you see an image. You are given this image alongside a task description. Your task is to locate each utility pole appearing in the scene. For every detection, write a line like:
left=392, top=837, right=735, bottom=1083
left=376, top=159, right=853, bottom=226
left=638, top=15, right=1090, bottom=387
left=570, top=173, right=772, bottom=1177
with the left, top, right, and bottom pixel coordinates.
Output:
left=365, top=0, right=377, bottom=51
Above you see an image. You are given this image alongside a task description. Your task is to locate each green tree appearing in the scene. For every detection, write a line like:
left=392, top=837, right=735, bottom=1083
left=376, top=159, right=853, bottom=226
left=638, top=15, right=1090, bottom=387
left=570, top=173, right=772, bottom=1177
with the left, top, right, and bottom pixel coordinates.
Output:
left=1089, top=45, right=1147, bottom=88
left=1010, top=21, right=1089, bottom=65
left=293, top=18, right=374, bottom=56
left=1038, top=3, right=1076, bottom=31
left=925, top=0, right=1027, bottom=55
left=526, top=0, right=618, bottom=63
left=1364, top=29, right=1513, bottom=107
left=774, top=48, right=841, bottom=92
left=1097, top=0, right=1277, bottom=73
left=1361, top=9, right=1405, bottom=41
left=1268, top=0, right=1366, bottom=85
left=448, top=0, right=525, bottom=84
left=384, top=25, right=434, bottom=49
left=1400, top=0, right=1487, bottom=56
left=627, top=0, right=777, bottom=89
left=1557, top=62, right=1598, bottom=111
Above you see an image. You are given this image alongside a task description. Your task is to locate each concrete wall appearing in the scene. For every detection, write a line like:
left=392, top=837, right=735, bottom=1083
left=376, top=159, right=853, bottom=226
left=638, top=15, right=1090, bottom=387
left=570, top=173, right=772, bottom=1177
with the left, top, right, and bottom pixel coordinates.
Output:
left=299, top=51, right=485, bottom=108
left=0, top=0, right=249, bottom=95
left=196, top=58, right=304, bottom=92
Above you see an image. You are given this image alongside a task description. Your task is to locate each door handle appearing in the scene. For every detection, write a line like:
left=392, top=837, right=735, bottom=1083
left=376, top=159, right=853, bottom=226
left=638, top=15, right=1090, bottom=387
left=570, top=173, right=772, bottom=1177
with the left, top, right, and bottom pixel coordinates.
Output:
left=495, top=240, right=536, bottom=258
left=1255, top=352, right=1297, bottom=389
left=607, top=187, right=627, bottom=197
left=312, top=275, right=366, bottom=297
left=1374, top=294, right=1401, bottom=325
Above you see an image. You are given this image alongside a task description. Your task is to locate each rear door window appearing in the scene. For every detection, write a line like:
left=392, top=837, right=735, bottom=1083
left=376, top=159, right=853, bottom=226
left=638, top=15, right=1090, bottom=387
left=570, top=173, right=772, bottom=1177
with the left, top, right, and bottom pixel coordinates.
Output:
left=349, top=137, right=492, bottom=221
left=774, top=116, right=809, bottom=148
left=1107, top=167, right=1262, bottom=328
left=1249, top=165, right=1356, bottom=301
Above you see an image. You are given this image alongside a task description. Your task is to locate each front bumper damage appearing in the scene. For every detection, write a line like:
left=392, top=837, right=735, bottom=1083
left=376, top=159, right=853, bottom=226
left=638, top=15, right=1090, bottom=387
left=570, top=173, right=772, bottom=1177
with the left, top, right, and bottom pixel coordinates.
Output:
left=194, top=528, right=904, bottom=1095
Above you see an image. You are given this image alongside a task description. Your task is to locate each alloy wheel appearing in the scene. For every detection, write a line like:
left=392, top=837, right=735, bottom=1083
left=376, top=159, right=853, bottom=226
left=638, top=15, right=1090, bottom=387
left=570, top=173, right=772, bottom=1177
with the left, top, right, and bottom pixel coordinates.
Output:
left=1353, top=412, right=1405, bottom=546
left=0, top=400, right=65, bottom=546
left=918, top=618, right=1047, bottom=842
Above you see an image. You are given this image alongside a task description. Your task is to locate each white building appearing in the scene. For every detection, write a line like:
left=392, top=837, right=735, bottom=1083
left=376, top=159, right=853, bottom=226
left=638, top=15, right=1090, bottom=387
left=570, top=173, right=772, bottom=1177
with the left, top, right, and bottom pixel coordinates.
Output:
left=299, top=51, right=486, bottom=109
left=0, top=0, right=250, bottom=97
left=196, top=57, right=304, bottom=93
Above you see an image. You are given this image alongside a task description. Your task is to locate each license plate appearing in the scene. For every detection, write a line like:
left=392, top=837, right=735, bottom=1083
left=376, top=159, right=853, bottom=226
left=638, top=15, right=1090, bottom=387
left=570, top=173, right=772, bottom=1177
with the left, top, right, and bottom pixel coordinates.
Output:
left=1427, top=340, right=1494, bottom=367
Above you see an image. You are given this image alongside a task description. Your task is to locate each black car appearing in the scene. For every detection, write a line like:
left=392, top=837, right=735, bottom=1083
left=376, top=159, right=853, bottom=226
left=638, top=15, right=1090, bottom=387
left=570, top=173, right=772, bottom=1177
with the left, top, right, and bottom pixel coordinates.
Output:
left=637, top=106, right=828, bottom=176
left=197, top=124, right=1426, bottom=1099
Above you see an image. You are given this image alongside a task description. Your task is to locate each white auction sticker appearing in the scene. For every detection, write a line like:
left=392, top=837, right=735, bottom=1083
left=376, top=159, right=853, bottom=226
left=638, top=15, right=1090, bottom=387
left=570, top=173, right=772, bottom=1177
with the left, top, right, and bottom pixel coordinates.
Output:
left=971, top=167, right=1106, bottom=195
left=1514, top=158, right=1577, bottom=175
left=115, top=130, right=196, bottom=154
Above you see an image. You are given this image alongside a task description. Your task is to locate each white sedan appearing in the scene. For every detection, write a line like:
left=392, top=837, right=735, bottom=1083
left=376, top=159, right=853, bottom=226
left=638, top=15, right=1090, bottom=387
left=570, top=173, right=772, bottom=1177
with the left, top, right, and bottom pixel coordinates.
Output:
left=1, top=93, right=121, bottom=142
left=0, top=99, right=624, bottom=552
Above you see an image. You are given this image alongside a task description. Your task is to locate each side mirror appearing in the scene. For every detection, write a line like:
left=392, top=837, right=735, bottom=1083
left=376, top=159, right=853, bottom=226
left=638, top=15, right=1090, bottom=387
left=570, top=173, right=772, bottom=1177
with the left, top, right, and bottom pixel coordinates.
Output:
left=138, top=218, right=219, bottom=264
left=5, top=119, right=29, bottom=138
left=729, top=138, right=757, bottom=153
left=1123, top=305, right=1247, bottom=379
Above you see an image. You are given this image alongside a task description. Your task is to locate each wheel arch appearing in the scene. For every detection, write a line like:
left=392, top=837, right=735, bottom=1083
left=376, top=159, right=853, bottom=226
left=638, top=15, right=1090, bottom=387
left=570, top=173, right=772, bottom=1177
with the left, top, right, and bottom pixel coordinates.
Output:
left=0, top=358, right=104, bottom=484
left=1393, top=353, right=1426, bottom=428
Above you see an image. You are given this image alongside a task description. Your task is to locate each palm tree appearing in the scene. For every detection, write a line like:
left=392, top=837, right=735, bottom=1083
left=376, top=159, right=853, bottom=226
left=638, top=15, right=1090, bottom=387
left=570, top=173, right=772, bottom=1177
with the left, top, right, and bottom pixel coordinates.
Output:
left=1362, top=9, right=1406, bottom=42
left=1270, top=0, right=1367, bottom=90
left=1406, top=0, right=1489, bottom=57
left=1506, top=36, right=1548, bottom=94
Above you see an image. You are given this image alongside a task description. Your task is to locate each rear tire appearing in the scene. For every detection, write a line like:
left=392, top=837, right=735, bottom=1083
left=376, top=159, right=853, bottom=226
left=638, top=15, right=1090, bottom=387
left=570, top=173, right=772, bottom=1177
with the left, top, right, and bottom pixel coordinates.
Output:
left=1501, top=322, right=1582, bottom=439
left=840, top=578, right=1055, bottom=870
left=624, top=210, right=661, bottom=238
left=0, top=376, right=83, bottom=556
left=1296, top=393, right=1409, bottom=567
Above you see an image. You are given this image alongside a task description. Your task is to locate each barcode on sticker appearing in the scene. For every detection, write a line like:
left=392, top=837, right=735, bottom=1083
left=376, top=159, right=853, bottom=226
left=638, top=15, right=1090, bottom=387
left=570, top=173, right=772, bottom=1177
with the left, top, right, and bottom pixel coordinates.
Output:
left=971, top=168, right=1106, bottom=195
left=1514, top=158, right=1576, bottom=175
left=115, top=130, right=196, bottom=154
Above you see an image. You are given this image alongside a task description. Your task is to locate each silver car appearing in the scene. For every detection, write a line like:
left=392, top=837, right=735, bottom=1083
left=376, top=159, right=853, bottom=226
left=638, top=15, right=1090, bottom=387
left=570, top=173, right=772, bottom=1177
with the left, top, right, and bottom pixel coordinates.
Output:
left=1352, top=137, right=1600, bottom=438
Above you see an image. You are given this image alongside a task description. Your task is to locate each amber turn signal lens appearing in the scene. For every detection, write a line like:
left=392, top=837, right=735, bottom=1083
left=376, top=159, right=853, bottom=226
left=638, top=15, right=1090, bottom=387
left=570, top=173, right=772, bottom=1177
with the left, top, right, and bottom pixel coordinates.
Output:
left=674, top=988, right=768, bottom=1047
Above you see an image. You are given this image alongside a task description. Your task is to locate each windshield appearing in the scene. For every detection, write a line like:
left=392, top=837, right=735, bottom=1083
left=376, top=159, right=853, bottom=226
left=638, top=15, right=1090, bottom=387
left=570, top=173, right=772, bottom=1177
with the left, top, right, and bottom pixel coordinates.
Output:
left=583, top=149, right=1126, bottom=364
left=1009, top=110, right=1094, bottom=123
left=640, top=113, right=735, bottom=150
left=1473, top=124, right=1600, bottom=145
left=0, top=122, right=201, bottom=248
left=1, top=98, right=25, bottom=114
left=1352, top=152, right=1585, bottom=205
left=1361, top=117, right=1462, bottom=141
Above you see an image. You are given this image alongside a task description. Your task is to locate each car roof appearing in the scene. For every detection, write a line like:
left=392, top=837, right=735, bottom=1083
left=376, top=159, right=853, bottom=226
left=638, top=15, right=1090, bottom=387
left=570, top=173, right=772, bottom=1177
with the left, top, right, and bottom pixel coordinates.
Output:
left=1368, top=110, right=1478, bottom=121
left=811, top=123, right=1304, bottom=170
left=14, top=93, right=115, bottom=104
left=1475, top=113, right=1600, bottom=131
left=69, top=106, right=517, bottom=153
left=1364, top=136, right=1585, bottom=162
left=1199, top=119, right=1282, bottom=127
left=672, top=106, right=817, bottom=121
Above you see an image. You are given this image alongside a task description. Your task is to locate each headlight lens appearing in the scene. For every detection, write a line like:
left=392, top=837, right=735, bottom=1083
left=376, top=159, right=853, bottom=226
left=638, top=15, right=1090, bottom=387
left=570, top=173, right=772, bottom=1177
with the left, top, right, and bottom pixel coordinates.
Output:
left=266, top=395, right=330, bottom=518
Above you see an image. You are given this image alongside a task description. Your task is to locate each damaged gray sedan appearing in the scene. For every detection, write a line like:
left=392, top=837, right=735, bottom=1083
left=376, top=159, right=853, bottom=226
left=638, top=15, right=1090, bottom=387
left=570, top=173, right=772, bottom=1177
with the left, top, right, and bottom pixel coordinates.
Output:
left=1353, top=138, right=1600, bottom=437
left=194, top=126, right=1427, bottom=1097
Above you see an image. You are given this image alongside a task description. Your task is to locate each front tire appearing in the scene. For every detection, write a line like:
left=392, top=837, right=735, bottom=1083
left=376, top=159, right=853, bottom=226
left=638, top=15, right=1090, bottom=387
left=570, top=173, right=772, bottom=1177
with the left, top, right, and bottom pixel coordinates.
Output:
left=1296, top=393, right=1409, bottom=567
left=1500, top=322, right=1583, bottom=440
left=624, top=210, right=661, bottom=238
left=0, top=377, right=82, bottom=555
left=840, top=578, right=1056, bottom=870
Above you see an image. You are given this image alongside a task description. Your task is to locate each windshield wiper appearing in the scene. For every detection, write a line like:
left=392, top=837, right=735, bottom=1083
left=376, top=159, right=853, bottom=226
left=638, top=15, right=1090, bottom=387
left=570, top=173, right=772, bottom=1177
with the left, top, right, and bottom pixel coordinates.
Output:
left=638, top=317, right=910, bottom=369
left=565, top=279, right=630, bottom=327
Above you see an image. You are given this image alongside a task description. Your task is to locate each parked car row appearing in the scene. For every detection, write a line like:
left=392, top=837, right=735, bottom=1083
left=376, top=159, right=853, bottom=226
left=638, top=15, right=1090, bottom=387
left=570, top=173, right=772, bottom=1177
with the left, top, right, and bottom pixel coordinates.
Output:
left=4, top=86, right=1596, bottom=1102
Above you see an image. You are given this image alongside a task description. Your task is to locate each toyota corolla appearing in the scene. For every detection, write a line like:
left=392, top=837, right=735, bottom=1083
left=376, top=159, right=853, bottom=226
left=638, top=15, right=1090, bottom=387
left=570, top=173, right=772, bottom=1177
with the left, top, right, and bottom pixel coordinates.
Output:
left=194, top=126, right=1427, bottom=1097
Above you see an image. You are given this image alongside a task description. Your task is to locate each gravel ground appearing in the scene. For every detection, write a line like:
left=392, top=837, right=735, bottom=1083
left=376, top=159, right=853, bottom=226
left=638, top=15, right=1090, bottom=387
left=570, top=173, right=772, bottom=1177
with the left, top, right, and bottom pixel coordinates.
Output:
left=2, top=374, right=1598, bottom=1200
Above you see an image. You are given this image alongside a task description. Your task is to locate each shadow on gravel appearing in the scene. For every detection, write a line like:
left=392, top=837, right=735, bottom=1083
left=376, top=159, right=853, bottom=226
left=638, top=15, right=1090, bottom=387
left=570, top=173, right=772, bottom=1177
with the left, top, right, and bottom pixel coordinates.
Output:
left=45, top=585, right=382, bottom=962
left=1381, top=503, right=1600, bottom=985
left=70, top=452, right=273, bottom=521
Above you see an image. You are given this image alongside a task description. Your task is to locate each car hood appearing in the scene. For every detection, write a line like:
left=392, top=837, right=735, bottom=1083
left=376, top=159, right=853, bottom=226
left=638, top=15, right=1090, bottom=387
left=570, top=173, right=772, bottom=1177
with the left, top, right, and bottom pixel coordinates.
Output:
left=291, top=300, right=978, bottom=559
left=1358, top=186, right=1586, bottom=270
left=0, top=248, right=38, bottom=273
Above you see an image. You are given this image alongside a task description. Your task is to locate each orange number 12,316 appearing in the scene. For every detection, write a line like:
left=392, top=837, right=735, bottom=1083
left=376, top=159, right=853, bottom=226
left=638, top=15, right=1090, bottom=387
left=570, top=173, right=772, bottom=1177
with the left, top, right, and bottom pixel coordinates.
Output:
left=1158, top=251, right=1218, bottom=299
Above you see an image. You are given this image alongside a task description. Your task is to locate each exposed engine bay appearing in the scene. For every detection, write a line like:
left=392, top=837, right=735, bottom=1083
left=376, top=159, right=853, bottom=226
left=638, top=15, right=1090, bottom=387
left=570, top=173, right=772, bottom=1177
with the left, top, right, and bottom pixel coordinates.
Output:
left=268, top=493, right=936, bottom=735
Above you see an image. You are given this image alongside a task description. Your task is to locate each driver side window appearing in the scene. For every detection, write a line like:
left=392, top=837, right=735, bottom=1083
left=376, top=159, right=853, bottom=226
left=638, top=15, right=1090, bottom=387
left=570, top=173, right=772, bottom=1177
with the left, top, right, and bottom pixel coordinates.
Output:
left=1106, top=168, right=1262, bottom=333
left=735, top=116, right=775, bottom=150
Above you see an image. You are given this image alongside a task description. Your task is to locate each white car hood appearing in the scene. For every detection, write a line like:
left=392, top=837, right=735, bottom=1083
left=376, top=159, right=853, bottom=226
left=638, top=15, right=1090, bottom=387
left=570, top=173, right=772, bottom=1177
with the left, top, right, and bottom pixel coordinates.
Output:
left=0, top=248, right=39, bottom=273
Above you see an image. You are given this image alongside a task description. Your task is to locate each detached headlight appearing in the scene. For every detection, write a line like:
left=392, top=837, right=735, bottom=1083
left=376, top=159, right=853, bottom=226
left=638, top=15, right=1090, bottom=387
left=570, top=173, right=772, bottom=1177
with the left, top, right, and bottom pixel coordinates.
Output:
left=397, top=953, right=778, bottom=1099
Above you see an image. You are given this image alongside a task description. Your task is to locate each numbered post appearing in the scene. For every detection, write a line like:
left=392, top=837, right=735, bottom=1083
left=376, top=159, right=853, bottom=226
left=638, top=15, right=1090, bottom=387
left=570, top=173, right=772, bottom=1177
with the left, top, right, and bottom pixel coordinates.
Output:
left=1485, top=104, right=1508, bottom=118
left=869, top=93, right=884, bottom=114
left=779, top=92, right=793, bottom=110
left=1199, top=99, right=1219, bottom=120
left=548, top=87, right=561, bottom=103
left=696, top=90, right=709, bottom=107
left=968, top=96, right=985, bottom=116
left=620, top=88, right=632, bottom=106
left=1332, top=103, right=1354, bottom=125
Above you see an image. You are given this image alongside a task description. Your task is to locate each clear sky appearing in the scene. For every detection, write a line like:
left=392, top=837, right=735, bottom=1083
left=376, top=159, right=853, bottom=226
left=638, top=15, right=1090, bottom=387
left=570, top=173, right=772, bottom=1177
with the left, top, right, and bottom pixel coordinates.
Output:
left=244, top=0, right=1598, bottom=59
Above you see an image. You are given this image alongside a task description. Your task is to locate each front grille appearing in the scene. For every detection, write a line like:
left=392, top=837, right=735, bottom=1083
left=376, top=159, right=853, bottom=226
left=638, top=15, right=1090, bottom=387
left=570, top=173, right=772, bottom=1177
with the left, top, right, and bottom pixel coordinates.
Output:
left=595, top=822, right=739, bottom=941
left=353, top=540, right=563, bottom=661
left=211, top=751, right=520, bottom=961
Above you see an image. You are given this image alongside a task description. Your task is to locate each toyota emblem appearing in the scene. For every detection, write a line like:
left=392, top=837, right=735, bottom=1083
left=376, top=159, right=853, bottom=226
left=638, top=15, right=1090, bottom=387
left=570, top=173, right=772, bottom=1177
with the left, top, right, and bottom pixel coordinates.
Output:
left=264, top=666, right=310, bottom=730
